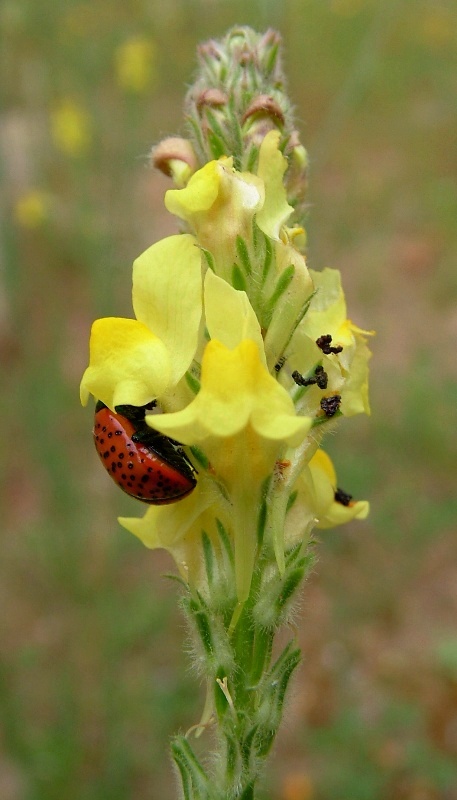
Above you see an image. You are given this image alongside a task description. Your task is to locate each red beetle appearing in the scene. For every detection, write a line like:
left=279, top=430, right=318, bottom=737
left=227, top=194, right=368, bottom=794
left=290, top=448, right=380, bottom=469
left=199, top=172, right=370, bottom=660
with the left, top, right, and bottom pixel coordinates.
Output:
left=93, top=401, right=196, bottom=504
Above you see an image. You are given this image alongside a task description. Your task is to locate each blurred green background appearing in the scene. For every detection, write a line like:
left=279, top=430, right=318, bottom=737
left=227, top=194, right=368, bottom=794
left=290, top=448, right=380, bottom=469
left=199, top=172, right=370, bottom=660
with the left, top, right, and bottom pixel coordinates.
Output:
left=1, top=0, right=457, bottom=798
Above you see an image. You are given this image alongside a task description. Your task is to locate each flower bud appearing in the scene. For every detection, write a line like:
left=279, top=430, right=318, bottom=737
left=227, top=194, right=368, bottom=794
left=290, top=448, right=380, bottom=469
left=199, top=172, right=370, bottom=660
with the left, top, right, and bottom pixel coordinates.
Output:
left=150, top=137, right=197, bottom=186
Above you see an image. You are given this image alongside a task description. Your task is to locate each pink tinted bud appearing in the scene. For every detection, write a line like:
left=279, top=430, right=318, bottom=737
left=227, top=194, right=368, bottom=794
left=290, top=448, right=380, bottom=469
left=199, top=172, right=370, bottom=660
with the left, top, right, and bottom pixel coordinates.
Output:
left=151, top=137, right=197, bottom=179
left=196, top=88, right=228, bottom=113
left=242, top=94, right=285, bottom=125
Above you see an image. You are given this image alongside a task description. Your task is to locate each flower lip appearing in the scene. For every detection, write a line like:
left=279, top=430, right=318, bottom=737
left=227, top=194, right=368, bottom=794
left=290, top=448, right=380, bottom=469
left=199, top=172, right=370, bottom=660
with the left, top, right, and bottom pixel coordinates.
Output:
left=146, top=338, right=312, bottom=447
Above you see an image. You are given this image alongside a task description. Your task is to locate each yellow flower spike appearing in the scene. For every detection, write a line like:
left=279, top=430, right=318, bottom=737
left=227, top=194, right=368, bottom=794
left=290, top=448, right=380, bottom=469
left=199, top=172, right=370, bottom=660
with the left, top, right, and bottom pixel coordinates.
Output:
left=256, top=130, right=294, bottom=240
left=146, top=338, right=312, bottom=601
left=204, top=270, right=265, bottom=362
left=80, top=234, right=203, bottom=409
left=165, top=158, right=264, bottom=282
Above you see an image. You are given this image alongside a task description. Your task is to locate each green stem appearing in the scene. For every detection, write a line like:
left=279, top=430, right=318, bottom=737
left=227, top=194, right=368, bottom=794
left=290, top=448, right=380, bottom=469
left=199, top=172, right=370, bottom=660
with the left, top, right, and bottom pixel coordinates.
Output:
left=172, top=537, right=312, bottom=799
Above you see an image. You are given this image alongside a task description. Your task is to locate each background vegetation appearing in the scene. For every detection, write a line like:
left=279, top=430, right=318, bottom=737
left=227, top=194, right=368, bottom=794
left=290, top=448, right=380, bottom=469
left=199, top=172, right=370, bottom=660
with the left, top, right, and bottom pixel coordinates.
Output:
left=1, top=0, right=456, bottom=798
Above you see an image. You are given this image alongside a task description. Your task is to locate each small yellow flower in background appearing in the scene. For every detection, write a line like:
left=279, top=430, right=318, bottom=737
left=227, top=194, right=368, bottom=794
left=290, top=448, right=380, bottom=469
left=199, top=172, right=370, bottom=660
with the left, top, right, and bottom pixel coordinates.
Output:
left=50, top=98, right=91, bottom=157
left=115, top=36, right=156, bottom=93
left=14, top=190, right=51, bottom=228
left=416, top=8, right=456, bottom=50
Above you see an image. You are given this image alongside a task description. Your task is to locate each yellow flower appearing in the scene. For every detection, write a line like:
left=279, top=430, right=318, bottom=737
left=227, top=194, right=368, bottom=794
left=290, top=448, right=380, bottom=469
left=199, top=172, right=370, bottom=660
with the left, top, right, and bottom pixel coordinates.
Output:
left=164, top=130, right=297, bottom=283
left=80, top=234, right=202, bottom=409
left=118, top=272, right=308, bottom=600
left=115, top=36, right=156, bottom=94
left=14, top=190, right=51, bottom=228
left=296, top=268, right=374, bottom=416
left=286, top=448, right=369, bottom=545
left=146, top=336, right=312, bottom=602
left=119, top=479, right=228, bottom=587
left=309, top=449, right=369, bottom=528
left=165, top=157, right=264, bottom=282
left=50, top=99, right=91, bottom=157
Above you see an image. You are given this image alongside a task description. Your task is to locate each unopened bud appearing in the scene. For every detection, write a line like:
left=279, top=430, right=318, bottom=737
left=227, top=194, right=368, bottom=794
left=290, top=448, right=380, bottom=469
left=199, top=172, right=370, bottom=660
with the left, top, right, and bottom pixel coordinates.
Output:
left=242, top=94, right=284, bottom=124
left=151, top=137, right=197, bottom=186
left=242, top=94, right=286, bottom=149
left=195, top=88, right=228, bottom=114
left=242, top=95, right=285, bottom=126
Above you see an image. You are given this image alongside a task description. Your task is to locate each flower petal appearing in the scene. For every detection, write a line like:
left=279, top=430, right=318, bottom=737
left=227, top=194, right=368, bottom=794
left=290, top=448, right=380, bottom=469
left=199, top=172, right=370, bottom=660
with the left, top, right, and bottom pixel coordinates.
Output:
left=148, top=339, right=311, bottom=446
left=340, top=333, right=372, bottom=416
left=165, top=159, right=263, bottom=282
left=255, top=130, right=294, bottom=240
left=80, top=317, right=170, bottom=408
left=165, top=160, right=223, bottom=218
left=317, top=499, right=370, bottom=529
left=132, top=234, right=203, bottom=386
left=119, top=479, right=227, bottom=584
left=308, top=449, right=369, bottom=529
left=204, top=270, right=266, bottom=363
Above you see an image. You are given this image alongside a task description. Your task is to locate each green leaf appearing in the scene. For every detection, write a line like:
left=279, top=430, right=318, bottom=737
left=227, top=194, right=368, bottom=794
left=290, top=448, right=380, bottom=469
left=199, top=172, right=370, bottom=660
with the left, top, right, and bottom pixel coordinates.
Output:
left=250, top=627, right=274, bottom=685
left=201, top=248, right=216, bottom=272
left=224, top=730, right=239, bottom=781
left=256, top=499, right=267, bottom=547
left=214, top=666, right=230, bottom=719
left=185, top=370, right=201, bottom=395
left=286, top=490, right=298, bottom=513
left=207, top=128, right=227, bottom=160
left=189, top=446, right=210, bottom=469
left=255, top=644, right=301, bottom=757
left=188, top=599, right=214, bottom=659
left=232, top=264, right=247, bottom=291
left=171, top=736, right=209, bottom=800
left=267, top=264, right=295, bottom=311
left=216, top=518, right=234, bottom=566
left=201, top=530, right=214, bottom=585
left=236, top=235, right=252, bottom=276
left=261, top=234, right=273, bottom=283
left=246, top=144, right=259, bottom=173
left=275, top=566, right=306, bottom=613
left=205, top=108, right=227, bottom=143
